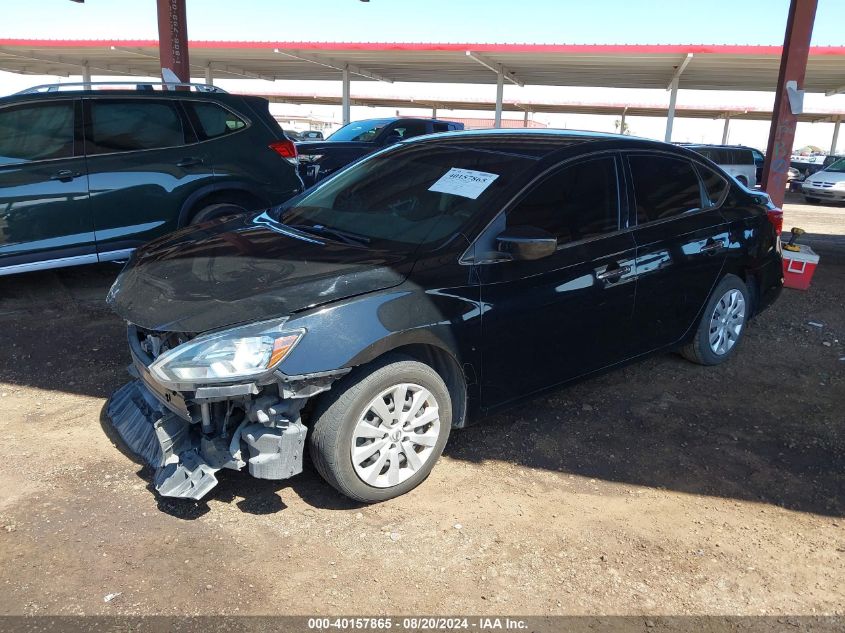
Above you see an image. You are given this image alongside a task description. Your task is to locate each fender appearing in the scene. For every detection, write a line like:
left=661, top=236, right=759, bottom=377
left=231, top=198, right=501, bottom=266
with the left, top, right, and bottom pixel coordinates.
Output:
left=176, top=181, right=273, bottom=227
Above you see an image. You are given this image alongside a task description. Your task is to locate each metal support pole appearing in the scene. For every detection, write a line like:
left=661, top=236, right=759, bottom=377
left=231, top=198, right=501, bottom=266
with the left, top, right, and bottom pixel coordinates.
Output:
left=523, top=110, right=528, bottom=128
left=156, top=0, right=191, bottom=83
left=494, top=65, right=504, bottom=129
left=204, top=63, right=213, bottom=86
left=721, top=115, right=731, bottom=144
left=341, top=65, right=351, bottom=125
left=620, top=108, right=626, bottom=135
left=761, top=0, right=818, bottom=207
left=665, top=77, right=679, bottom=142
left=831, top=118, right=841, bottom=155
left=81, top=61, right=91, bottom=84
left=432, top=107, right=437, bottom=119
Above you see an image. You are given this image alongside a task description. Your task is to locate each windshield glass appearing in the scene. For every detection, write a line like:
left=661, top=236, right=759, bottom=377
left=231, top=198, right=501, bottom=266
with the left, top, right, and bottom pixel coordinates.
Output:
left=327, top=119, right=392, bottom=142
left=825, top=158, right=845, bottom=172
left=280, top=144, right=537, bottom=249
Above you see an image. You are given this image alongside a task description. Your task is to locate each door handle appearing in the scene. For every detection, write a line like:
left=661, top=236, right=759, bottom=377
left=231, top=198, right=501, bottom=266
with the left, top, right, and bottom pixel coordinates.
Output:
left=176, top=157, right=204, bottom=168
left=596, top=264, right=631, bottom=281
left=700, top=241, right=725, bottom=254
left=50, top=169, right=81, bottom=182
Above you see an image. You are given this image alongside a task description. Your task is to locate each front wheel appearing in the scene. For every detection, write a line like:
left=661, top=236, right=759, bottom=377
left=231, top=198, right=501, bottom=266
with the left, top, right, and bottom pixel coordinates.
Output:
left=681, top=274, right=749, bottom=366
left=804, top=196, right=821, bottom=204
left=309, top=355, right=452, bottom=503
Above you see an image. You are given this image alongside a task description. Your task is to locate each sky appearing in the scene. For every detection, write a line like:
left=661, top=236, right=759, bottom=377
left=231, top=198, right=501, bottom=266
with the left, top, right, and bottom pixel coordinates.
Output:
left=1, top=0, right=844, bottom=150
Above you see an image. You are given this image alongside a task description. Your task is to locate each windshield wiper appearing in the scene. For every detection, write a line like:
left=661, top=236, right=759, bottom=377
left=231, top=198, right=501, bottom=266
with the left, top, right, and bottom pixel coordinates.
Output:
left=286, top=223, right=371, bottom=246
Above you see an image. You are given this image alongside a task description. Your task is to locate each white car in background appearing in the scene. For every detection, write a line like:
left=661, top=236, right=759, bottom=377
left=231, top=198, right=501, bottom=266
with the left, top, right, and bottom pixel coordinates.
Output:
left=684, top=145, right=757, bottom=188
left=802, top=157, right=845, bottom=203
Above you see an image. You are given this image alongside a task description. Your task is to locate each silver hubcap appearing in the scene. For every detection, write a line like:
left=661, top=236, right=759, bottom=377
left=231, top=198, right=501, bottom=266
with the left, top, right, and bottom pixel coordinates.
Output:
left=709, top=289, right=745, bottom=355
left=350, top=383, right=441, bottom=488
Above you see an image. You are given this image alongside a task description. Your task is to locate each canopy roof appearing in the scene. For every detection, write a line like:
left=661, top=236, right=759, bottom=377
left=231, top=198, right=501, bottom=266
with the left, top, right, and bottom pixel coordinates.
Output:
left=1, top=40, right=844, bottom=93
left=256, top=91, right=845, bottom=123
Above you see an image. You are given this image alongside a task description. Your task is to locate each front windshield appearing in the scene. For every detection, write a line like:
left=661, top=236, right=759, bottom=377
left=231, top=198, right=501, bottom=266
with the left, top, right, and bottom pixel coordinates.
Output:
left=327, top=119, right=391, bottom=142
left=825, top=158, right=845, bottom=173
left=280, top=144, right=537, bottom=249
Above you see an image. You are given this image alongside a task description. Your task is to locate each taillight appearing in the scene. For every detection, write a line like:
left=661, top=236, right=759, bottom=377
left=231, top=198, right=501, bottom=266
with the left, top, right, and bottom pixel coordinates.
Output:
left=269, top=139, right=298, bottom=164
left=766, top=207, right=783, bottom=236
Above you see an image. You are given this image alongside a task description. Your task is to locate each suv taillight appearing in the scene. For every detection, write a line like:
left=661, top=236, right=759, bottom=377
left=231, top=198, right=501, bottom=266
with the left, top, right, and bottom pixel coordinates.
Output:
left=269, top=139, right=298, bottom=164
left=767, top=206, right=783, bottom=236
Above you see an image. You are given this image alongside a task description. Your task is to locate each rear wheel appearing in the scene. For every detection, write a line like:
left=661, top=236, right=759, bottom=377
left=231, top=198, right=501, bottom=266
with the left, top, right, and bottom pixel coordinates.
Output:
left=309, top=354, right=451, bottom=503
left=681, top=274, right=749, bottom=366
left=190, top=202, right=248, bottom=225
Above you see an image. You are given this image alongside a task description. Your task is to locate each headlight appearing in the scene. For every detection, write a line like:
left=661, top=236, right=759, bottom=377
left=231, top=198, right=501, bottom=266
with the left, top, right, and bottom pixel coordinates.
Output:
left=833, top=181, right=845, bottom=189
left=149, top=319, right=304, bottom=387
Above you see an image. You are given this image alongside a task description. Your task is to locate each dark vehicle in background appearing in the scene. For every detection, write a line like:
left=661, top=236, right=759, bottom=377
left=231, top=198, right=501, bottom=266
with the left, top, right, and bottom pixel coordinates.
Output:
left=107, top=129, right=783, bottom=504
left=0, top=82, right=302, bottom=276
left=283, top=129, right=302, bottom=141
left=299, top=130, right=324, bottom=140
left=296, top=117, right=464, bottom=187
left=683, top=144, right=757, bottom=187
left=792, top=153, right=845, bottom=179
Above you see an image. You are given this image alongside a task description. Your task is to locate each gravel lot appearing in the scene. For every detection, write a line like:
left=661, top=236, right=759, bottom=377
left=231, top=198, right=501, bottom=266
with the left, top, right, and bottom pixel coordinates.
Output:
left=0, top=194, right=843, bottom=616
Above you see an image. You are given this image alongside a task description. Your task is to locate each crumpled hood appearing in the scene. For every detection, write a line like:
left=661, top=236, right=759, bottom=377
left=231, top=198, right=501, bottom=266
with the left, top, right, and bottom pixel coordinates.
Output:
left=107, top=211, right=413, bottom=333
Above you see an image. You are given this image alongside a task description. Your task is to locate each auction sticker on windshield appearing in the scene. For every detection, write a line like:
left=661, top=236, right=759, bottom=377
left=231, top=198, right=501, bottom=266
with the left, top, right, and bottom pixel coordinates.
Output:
left=428, top=168, right=499, bottom=199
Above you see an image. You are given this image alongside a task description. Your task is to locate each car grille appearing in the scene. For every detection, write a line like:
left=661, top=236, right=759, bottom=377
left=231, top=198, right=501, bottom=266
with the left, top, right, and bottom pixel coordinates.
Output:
left=809, top=181, right=835, bottom=188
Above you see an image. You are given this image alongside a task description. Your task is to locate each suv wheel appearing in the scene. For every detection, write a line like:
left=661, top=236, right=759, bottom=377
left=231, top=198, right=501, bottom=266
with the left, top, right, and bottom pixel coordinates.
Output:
left=190, top=202, right=248, bottom=225
left=309, top=354, right=451, bottom=503
left=681, top=274, right=749, bottom=366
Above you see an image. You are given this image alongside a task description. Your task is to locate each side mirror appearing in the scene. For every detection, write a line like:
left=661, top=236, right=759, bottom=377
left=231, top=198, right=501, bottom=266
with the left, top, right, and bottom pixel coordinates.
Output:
left=496, top=226, right=557, bottom=261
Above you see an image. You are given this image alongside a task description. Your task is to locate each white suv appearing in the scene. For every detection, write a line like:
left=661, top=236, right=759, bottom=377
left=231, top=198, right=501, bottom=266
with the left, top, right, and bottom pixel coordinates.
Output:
left=686, top=145, right=757, bottom=188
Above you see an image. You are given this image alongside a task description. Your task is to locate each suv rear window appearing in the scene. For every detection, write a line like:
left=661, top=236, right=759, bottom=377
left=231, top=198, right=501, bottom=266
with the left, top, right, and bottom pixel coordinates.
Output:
left=0, top=102, right=74, bottom=165
left=187, top=102, right=247, bottom=140
left=87, top=99, right=185, bottom=154
left=629, top=155, right=702, bottom=222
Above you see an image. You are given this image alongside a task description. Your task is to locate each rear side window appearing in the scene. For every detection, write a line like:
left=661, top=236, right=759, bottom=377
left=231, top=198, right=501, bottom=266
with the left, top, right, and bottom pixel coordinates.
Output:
left=629, top=155, right=702, bottom=223
left=432, top=122, right=451, bottom=133
left=0, top=102, right=74, bottom=165
left=696, top=164, right=730, bottom=207
left=508, top=156, right=619, bottom=244
left=87, top=99, right=185, bottom=154
left=187, top=102, right=247, bottom=140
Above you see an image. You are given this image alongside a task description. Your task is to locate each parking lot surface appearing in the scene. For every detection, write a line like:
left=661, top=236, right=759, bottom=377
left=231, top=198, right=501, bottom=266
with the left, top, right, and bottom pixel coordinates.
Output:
left=0, top=198, right=843, bottom=616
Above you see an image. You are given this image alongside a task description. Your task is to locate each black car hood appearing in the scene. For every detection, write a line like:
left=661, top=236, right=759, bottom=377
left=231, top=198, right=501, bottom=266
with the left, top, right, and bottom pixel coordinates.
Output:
left=296, top=140, right=375, bottom=154
left=107, top=212, right=413, bottom=333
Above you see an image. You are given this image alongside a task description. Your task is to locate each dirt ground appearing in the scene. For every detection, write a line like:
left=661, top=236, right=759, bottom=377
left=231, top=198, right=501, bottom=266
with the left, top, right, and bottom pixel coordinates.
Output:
left=0, top=194, right=843, bottom=616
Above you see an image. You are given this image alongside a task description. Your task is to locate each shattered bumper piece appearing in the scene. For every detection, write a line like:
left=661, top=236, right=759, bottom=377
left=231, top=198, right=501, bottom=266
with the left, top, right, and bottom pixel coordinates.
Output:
left=107, top=379, right=308, bottom=501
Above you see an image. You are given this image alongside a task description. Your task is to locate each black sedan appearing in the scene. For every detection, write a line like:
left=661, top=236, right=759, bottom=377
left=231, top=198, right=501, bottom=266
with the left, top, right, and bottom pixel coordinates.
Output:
left=106, top=129, right=784, bottom=503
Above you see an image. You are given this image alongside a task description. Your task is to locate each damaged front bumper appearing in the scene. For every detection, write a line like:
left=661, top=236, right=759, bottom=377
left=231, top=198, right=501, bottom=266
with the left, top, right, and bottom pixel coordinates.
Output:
left=106, top=325, right=346, bottom=500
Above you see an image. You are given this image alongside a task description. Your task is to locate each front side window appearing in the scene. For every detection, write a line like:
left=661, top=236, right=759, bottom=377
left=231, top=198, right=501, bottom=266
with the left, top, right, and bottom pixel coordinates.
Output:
left=506, top=156, right=620, bottom=244
left=0, top=102, right=74, bottom=165
left=629, top=155, right=703, bottom=223
left=188, top=102, right=246, bottom=140
left=87, top=99, right=185, bottom=154
left=389, top=121, right=429, bottom=140
left=279, top=144, right=536, bottom=248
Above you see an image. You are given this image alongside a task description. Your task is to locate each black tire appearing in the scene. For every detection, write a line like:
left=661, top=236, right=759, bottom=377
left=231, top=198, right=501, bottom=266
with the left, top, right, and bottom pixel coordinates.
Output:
left=804, top=196, right=821, bottom=205
left=309, top=354, right=452, bottom=503
left=681, top=274, right=750, bottom=366
left=189, top=202, right=248, bottom=225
